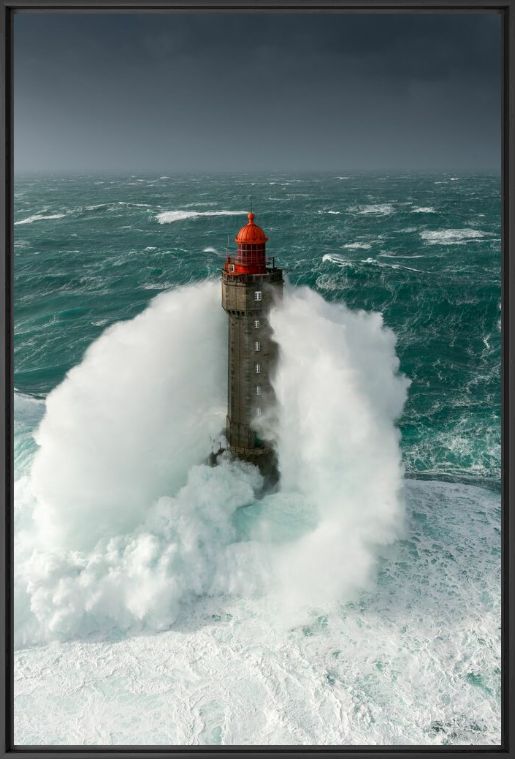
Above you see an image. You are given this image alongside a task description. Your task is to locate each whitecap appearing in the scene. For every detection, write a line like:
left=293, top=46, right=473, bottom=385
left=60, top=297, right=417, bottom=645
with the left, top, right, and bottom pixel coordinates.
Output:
left=182, top=202, right=218, bottom=208
left=141, top=283, right=173, bottom=291
left=117, top=202, right=153, bottom=209
left=15, top=213, right=66, bottom=226
left=361, top=257, right=424, bottom=273
left=411, top=207, right=436, bottom=213
left=350, top=204, right=395, bottom=216
left=322, top=253, right=352, bottom=266
left=378, top=253, right=425, bottom=259
left=156, top=210, right=246, bottom=224
left=421, top=229, right=488, bottom=245
left=342, top=242, right=372, bottom=250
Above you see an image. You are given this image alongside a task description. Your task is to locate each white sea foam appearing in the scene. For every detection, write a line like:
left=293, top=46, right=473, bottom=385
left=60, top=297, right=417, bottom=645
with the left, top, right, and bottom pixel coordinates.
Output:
left=15, top=213, right=66, bottom=225
left=15, top=280, right=409, bottom=645
left=350, top=204, right=395, bottom=216
left=315, top=274, right=345, bottom=292
left=421, top=229, right=487, bottom=245
left=342, top=242, right=372, bottom=250
left=379, top=253, right=425, bottom=259
left=411, top=207, right=435, bottom=213
left=361, top=257, right=424, bottom=273
left=156, top=210, right=246, bottom=224
left=203, top=246, right=218, bottom=254
left=12, top=279, right=500, bottom=745
left=14, top=478, right=500, bottom=745
left=29, top=281, right=227, bottom=553
left=321, top=254, right=352, bottom=266
left=266, top=287, right=409, bottom=615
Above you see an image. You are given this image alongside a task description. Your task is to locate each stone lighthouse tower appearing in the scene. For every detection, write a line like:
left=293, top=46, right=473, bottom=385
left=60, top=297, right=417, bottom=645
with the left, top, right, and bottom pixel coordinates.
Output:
left=221, top=212, right=283, bottom=474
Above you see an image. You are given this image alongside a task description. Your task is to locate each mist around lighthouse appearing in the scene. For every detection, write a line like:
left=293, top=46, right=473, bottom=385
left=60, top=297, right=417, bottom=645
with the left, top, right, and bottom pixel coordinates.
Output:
left=13, top=10, right=501, bottom=750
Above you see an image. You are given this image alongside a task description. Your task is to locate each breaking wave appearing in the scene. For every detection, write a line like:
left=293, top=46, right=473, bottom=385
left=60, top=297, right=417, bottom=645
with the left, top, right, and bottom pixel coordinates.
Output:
left=350, top=204, right=395, bottom=216
left=420, top=228, right=487, bottom=244
left=15, top=281, right=409, bottom=645
left=156, top=210, right=246, bottom=224
left=342, top=242, right=372, bottom=250
left=321, top=253, right=353, bottom=266
left=15, top=213, right=67, bottom=225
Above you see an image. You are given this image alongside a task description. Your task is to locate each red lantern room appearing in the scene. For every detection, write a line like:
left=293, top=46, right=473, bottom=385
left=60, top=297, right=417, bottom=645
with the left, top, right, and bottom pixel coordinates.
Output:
left=225, top=212, right=268, bottom=275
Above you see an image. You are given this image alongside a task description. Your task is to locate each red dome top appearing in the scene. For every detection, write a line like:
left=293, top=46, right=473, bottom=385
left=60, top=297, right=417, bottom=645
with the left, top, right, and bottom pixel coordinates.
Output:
left=235, top=212, right=268, bottom=245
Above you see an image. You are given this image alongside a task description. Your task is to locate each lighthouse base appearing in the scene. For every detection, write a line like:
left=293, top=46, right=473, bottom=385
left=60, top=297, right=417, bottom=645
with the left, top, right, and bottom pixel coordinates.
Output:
left=207, top=445, right=279, bottom=491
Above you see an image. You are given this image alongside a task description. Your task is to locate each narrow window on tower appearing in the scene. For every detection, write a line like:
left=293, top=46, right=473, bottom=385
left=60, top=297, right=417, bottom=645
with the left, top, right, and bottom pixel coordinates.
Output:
left=254, top=319, right=260, bottom=329
left=256, top=385, right=262, bottom=396
left=255, top=363, right=261, bottom=374
left=254, top=291, right=262, bottom=301
left=255, top=341, right=261, bottom=352
left=256, top=407, right=262, bottom=416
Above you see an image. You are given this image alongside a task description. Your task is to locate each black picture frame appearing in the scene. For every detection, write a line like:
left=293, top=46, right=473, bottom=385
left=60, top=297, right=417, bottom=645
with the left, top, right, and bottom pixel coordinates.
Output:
left=1, top=1, right=513, bottom=756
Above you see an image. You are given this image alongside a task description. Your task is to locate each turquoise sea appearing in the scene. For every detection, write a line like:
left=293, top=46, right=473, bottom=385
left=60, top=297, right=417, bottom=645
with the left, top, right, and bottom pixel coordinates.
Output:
left=13, top=173, right=502, bottom=745
left=14, top=172, right=501, bottom=484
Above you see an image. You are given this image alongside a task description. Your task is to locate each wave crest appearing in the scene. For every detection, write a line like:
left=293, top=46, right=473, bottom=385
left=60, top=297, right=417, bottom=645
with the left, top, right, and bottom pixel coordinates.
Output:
left=15, top=281, right=409, bottom=644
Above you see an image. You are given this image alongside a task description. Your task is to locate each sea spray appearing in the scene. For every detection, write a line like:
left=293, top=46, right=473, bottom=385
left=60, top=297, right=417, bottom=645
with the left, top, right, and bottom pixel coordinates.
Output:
left=15, top=280, right=409, bottom=644
left=30, top=280, right=227, bottom=551
left=16, top=459, right=264, bottom=644
left=266, top=286, right=409, bottom=613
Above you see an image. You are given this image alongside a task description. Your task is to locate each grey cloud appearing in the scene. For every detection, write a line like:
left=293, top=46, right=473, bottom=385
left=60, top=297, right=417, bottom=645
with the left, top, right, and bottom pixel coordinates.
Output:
left=14, top=12, right=501, bottom=173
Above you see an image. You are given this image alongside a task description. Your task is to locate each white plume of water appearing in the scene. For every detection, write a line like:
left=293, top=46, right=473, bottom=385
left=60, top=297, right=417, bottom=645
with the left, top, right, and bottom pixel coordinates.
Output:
left=30, top=281, right=227, bottom=551
left=267, top=286, right=409, bottom=615
left=15, top=280, right=409, bottom=646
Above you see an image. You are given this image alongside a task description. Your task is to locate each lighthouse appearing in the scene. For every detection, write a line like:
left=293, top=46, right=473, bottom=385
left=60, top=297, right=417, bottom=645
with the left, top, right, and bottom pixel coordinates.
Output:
left=221, top=212, right=283, bottom=475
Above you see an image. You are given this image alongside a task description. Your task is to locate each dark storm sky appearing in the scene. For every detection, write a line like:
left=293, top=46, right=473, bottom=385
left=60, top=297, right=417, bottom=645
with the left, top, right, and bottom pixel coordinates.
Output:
left=14, top=12, right=501, bottom=173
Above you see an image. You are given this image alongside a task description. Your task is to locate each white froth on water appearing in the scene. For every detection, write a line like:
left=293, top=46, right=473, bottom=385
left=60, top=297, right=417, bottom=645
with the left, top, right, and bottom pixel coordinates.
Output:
left=15, top=280, right=409, bottom=646
left=156, top=210, right=246, bottom=224
left=14, top=478, right=500, bottom=745
left=350, top=204, right=395, bottom=216
left=29, top=281, right=227, bottom=553
left=15, top=213, right=67, bottom=225
left=13, top=281, right=500, bottom=744
left=322, top=253, right=353, bottom=266
left=267, top=286, right=409, bottom=615
left=361, top=258, right=425, bottom=273
left=420, top=229, right=487, bottom=245
left=342, top=242, right=373, bottom=250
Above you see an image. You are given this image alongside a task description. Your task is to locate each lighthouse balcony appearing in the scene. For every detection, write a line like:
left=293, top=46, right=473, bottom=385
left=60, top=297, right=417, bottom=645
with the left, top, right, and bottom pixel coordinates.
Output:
left=223, top=257, right=281, bottom=277
left=222, top=264, right=282, bottom=282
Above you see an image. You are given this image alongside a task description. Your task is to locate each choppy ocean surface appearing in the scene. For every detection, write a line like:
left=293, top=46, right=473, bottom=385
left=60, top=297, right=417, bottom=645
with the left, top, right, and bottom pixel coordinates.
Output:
left=13, top=173, right=501, bottom=745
